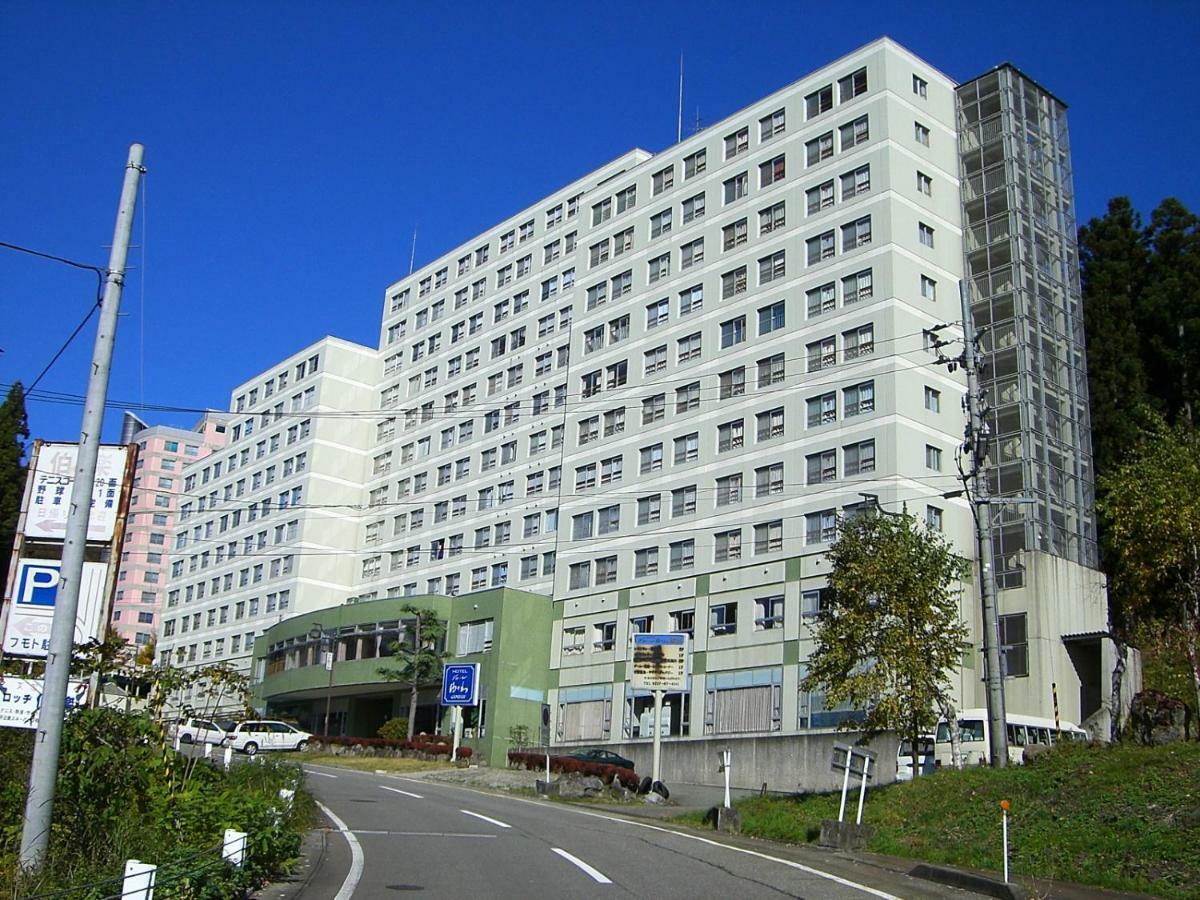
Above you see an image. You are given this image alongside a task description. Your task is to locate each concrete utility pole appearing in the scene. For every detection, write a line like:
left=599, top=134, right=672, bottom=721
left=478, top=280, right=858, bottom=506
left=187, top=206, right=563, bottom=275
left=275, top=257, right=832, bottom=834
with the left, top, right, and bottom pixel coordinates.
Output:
left=957, top=282, right=1009, bottom=768
left=20, top=144, right=146, bottom=869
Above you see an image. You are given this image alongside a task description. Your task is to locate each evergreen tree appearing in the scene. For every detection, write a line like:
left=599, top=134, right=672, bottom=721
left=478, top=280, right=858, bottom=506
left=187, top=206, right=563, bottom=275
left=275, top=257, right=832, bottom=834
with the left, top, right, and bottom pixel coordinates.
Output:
left=1079, top=198, right=1152, bottom=479
left=0, top=382, right=30, bottom=564
left=1140, top=198, right=1200, bottom=425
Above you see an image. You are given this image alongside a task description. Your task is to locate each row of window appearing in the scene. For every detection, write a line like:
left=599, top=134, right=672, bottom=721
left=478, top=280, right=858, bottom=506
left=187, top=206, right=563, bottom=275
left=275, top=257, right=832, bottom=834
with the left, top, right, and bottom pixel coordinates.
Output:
left=165, top=631, right=257, bottom=665
left=233, top=354, right=320, bottom=414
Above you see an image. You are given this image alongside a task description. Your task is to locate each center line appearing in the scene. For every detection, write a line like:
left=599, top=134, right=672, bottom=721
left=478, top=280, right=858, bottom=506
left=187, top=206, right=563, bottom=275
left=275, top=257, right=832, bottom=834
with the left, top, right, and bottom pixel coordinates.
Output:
left=552, top=848, right=612, bottom=884
left=460, top=809, right=510, bottom=829
left=381, top=786, right=423, bottom=799
left=310, top=771, right=338, bottom=779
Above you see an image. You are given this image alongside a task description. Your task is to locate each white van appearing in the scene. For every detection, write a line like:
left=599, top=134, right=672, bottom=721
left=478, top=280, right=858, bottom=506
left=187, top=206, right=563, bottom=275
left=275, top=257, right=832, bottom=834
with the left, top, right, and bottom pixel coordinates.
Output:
left=896, top=736, right=936, bottom=781
left=933, top=708, right=1087, bottom=767
left=225, top=720, right=312, bottom=755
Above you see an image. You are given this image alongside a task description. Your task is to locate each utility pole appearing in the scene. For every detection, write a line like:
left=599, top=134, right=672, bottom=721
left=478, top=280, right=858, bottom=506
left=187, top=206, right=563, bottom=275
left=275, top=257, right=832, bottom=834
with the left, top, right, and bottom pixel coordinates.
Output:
left=930, top=283, right=1008, bottom=768
left=20, top=144, right=146, bottom=869
left=956, top=281, right=1009, bottom=767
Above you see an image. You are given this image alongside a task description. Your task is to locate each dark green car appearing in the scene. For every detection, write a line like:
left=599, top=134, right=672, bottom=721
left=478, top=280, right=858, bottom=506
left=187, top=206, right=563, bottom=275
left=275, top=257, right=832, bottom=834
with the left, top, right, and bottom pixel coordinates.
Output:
left=567, top=748, right=635, bottom=770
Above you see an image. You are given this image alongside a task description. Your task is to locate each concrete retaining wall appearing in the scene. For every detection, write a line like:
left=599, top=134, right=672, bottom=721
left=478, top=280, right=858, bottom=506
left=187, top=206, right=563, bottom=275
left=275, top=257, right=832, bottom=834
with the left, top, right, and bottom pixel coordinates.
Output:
left=559, top=731, right=901, bottom=792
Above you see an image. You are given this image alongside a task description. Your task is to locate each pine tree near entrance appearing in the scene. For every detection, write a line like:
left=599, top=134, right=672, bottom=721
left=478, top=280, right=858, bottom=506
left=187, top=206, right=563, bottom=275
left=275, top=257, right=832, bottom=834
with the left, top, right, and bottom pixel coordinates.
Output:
left=377, top=605, right=448, bottom=740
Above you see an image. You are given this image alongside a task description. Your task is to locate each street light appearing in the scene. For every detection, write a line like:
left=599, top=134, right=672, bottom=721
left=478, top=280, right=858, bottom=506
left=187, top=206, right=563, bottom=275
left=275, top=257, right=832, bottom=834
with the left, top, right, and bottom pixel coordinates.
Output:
left=310, top=623, right=335, bottom=737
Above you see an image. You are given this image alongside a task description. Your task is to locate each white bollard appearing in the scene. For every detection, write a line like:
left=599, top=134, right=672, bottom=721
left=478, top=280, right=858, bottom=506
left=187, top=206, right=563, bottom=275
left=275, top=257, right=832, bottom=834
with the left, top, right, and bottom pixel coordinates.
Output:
left=203, top=742, right=212, bottom=759
left=122, top=859, right=156, bottom=899
left=223, top=746, right=233, bottom=770
left=855, top=755, right=871, bottom=825
left=173, top=733, right=181, bottom=752
left=720, top=749, right=732, bottom=809
left=1001, top=800, right=1011, bottom=883
left=222, top=829, right=248, bottom=867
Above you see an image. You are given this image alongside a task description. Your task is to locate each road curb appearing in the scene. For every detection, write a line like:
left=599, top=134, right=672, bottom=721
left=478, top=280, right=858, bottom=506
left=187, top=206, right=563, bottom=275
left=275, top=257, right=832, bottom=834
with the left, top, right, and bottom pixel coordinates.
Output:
left=909, top=863, right=1026, bottom=899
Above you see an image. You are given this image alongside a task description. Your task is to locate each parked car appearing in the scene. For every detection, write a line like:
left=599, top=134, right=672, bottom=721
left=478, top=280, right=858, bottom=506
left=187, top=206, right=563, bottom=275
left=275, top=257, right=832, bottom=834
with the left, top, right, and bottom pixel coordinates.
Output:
left=168, top=717, right=231, bottom=747
left=896, top=736, right=936, bottom=781
left=566, top=748, right=635, bottom=771
left=225, top=720, right=312, bottom=755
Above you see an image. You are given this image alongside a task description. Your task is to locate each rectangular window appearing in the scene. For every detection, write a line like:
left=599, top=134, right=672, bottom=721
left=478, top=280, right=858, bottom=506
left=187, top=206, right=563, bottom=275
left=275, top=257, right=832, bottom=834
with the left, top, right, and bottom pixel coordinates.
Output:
left=806, top=230, right=836, bottom=264
left=639, top=443, right=663, bottom=474
left=714, top=530, right=742, bottom=563
left=680, top=284, right=704, bottom=315
left=652, top=165, right=674, bottom=195
left=754, top=520, right=784, bottom=555
left=807, top=392, right=837, bottom=427
left=843, top=380, right=875, bottom=417
left=838, top=114, right=869, bottom=150
left=637, top=494, right=661, bottom=525
left=716, top=473, right=742, bottom=506
left=806, top=180, right=835, bottom=215
left=841, top=215, right=872, bottom=250
left=675, top=381, right=700, bottom=412
left=805, top=132, right=834, bottom=166
left=671, top=486, right=697, bottom=517
left=755, top=462, right=784, bottom=497
left=677, top=333, right=702, bottom=364
left=926, top=505, right=943, bottom=532
left=723, top=172, right=748, bottom=204
left=669, top=539, right=695, bottom=571
left=720, top=316, right=746, bottom=349
left=919, top=222, right=935, bottom=247
left=720, top=267, right=747, bottom=299
left=717, top=419, right=744, bottom=453
left=917, top=171, right=932, bottom=196
left=926, top=445, right=943, bottom=471
left=642, top=393, right=665, bottom=424
left=682, top=192, right=706, bottom=223
left=921, top=274, right=937, bottom=300
left=924, top=386, right=941, bottom=412
left=759, top=107, right=785, bottom=140
left=842, top=268, right=873, bottom=304
left=840, top=163, right=871, bottom=200
left=755, top=595, right=784, bottom=630
left=684, top=149, right=706, bottom=178
left=842, top=323, right=874, bottom=360
left=680, top=238, right=704, bottom=269
left=915, top=122, right=931, bottom=146
left=759, top=154, right=785, bottom=188
left=673, top=432, right=699, bottom=464
left=719, top=367, right=745, bottom=399
left=650, top=208, right=672, bottom=238
left=759, top=200, right=785, bottom=234
left=839, top=67, right=867, bottom=101
left=757, top=353, right=784, bottom=387
left=805, top=509, right=837, bottom=545
left=635, top=547, right=659, bottom=578
left=805, top=84, right=833, bottom=119
left=807, top=335, right=836, bottom=372
left=723, top=126, right=749, bottom=159
left=758, top=250, right=785, bottom=284
left=843, top=439, right=876, bottom=476
left=999, top=613, right=1028, bottom=678
left=807, top=282, right=836, bottom=318
left=913, top=74, right=928, bottom=97
left=756, top=407, right=784, bottom=441
left=807, top=449, right=837, bottom=485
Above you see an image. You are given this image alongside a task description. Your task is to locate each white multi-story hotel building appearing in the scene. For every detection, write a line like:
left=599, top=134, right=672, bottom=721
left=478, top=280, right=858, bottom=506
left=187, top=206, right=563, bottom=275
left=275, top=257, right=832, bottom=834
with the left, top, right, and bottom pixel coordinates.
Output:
left=158, top=38, right=1117, bottom=742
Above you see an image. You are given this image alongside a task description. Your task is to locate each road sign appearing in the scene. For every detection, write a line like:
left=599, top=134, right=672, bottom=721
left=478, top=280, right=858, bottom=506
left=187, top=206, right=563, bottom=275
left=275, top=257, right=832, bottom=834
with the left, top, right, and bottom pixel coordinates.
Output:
left=3, top=559, right=109, bottom=658
left=0, top=677, right=89, bottom=730
left=441, top=663, right=480, bottom=706
left=24, top=444, right=131, bottom=542
left=630, top=633, right=688, bottom=691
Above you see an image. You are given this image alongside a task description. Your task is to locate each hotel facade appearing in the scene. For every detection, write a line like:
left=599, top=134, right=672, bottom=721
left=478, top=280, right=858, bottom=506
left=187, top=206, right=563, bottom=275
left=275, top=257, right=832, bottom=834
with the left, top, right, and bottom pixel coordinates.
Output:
left=158, top=39, right=1118, bottom=754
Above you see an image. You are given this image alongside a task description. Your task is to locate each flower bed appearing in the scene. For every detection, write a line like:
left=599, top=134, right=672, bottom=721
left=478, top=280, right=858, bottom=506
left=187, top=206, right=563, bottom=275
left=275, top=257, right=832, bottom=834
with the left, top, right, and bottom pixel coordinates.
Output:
left=507, top=750, right=638, bottom=790
left=310, top=735, right=471, bottom=760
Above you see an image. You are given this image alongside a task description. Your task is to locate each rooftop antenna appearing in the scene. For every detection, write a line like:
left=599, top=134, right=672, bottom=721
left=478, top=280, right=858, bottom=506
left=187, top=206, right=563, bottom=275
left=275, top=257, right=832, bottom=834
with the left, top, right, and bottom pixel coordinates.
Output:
left=408, top=226, right=418, bottom=275
left=677, top=51, right=684, bottom=144
left=694, top=106, right=702, bottom=135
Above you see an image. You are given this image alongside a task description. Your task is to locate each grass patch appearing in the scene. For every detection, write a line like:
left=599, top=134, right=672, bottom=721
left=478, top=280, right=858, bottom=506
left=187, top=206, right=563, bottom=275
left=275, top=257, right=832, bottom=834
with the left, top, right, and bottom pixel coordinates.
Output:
left=721, top=742, right=1200, bottom=898
left=290, top=753, right=453, bottom=774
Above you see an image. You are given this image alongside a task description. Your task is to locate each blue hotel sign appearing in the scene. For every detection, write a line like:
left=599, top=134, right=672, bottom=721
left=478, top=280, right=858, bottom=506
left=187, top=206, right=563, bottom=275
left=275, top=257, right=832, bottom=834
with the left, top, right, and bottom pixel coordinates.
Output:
left=441, top=663, right=481, bottom=707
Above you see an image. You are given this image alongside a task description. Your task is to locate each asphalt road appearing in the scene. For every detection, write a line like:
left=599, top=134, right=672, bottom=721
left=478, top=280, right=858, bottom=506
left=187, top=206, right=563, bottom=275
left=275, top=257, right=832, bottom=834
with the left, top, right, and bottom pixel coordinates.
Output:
left=299, top=764, right=977, bottom=900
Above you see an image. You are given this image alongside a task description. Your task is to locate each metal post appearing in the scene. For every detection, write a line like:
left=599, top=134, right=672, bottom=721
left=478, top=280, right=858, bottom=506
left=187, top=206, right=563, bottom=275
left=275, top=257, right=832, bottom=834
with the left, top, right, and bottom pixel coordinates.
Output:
left=324, top=633, right=334, bottom=736
left=451, top=706, right=461, bottom=761
left=855, top=755, right=871, bottom=825
left=961, top=282, right=1009, bottom=768
left=837, top=751, right=852, bottom=823
left=1001, top=800, right=1011, bottom=882
left=20, top=144, right=145, bottom=870
left=651, top=689, right=664, bottom=785
left=721, top=749, right=731, bottom=808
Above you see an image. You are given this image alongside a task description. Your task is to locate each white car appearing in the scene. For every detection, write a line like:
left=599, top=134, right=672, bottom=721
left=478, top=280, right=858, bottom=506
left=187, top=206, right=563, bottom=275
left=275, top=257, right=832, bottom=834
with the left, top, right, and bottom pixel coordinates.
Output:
left=225, top=720, right=312, bottom=755
left=169, top=717, right=231, bottom=747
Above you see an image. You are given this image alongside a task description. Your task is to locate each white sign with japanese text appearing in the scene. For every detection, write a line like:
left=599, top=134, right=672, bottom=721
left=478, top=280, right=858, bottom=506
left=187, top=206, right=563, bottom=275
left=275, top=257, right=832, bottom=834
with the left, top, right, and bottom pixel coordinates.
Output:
left=0, top=676, right=89, bottom=730
left=24, top=443, right=129, bottom=542
left=3, top=559, right=109, bottom=658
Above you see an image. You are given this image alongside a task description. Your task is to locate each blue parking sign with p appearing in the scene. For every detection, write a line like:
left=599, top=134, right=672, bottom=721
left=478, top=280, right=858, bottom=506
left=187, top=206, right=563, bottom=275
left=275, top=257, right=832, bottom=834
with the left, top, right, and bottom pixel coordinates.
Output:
left=17, top=563, right=61, bottom=607
left=441, top=663, right=480, bottom=706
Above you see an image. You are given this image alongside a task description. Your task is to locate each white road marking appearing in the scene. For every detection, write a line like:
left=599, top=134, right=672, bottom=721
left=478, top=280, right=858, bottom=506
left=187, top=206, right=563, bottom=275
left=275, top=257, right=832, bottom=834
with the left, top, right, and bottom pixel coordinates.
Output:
left=353, top=830, right=496, bottom=838
left=316, top=801, right=363, bottom=900
left=397, top=778, right=900, bottom=900
left=460, top=809, right=511, bottom=829
left=309, top=771, right=339, bottom=779
left=551, top=848, right=613, bottom=884
left=380, top=785, right=424, bottom=799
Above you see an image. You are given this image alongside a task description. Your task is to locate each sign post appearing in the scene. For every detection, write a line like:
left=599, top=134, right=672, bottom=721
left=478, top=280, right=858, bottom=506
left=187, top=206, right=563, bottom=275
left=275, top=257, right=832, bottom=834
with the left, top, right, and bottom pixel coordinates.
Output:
left=440, top=664, right=480, bottom=763
left=830, top=743, right=876, bottom=823
left=630, top=633, right=688, bottom=786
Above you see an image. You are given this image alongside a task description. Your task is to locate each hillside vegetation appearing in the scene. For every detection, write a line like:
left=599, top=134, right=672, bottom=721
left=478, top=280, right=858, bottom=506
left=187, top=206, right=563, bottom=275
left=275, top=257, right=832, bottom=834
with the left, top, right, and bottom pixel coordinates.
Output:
left=689, top=742, right=1199, bottom=898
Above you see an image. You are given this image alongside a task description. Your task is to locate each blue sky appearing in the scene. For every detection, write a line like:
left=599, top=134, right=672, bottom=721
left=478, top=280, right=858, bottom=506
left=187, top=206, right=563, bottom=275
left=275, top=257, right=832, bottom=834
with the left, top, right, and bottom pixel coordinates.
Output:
left=2, top=1, right=1197, bottom=444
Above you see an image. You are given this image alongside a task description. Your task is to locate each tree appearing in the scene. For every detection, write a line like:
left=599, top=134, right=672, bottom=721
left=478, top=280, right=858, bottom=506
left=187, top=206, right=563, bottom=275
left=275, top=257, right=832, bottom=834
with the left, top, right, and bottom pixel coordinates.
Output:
left=1139, top=199, right=1200, bottom=425
left=377, top=605, right=448, bottom=739
left=800, top=511, right=970, bottom=777
left=1079, top=198, right=1152, bottom=480
left=1096, top=418, right=1200, bottom=719
left=0, top=382, right=30, bottom=565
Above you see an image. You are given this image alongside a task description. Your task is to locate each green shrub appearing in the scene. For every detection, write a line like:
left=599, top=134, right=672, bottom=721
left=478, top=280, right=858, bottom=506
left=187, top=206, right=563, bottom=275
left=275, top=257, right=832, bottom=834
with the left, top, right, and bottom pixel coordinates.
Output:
left=377, top=717, right=409, bottom=741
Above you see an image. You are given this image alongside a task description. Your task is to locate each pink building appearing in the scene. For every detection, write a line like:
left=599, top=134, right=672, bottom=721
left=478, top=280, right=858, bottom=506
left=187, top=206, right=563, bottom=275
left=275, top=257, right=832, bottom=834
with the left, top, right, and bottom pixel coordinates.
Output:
left=110, top=412, right=228, bottom=651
